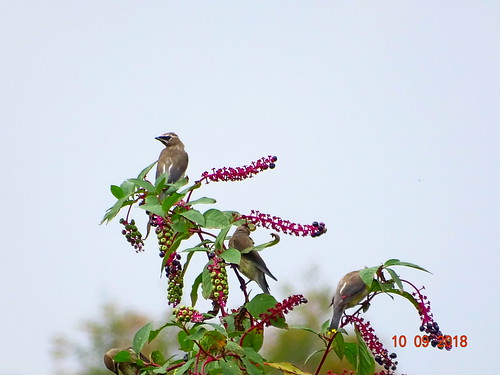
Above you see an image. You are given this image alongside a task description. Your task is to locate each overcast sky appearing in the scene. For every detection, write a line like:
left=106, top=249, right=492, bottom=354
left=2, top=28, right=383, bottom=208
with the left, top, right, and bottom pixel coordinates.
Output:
left=1, top=1, right=499, bottom=374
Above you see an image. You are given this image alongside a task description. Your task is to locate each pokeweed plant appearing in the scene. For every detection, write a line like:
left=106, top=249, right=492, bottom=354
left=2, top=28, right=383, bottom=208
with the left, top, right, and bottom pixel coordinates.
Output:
left=102, top=155, right=450, bottom=375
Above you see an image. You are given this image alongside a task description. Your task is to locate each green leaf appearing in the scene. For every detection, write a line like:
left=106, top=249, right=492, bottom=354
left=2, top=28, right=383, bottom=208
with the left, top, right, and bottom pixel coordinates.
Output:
left=385, top=267, right=404, bottom=291
left=290, top=326, right=318, bottom=335
left=113, top=350, right=132, bottom=362
left=385, top=288, right=422, bottom=311
left=188, top=197, right=217, bottom=206
left=162, top=192, right=186, bottom=213
left=359, top=266, right=379, bottom=288
left=201, top=266, right=213, bottom=299
left=241, top=329, right=263, bottom=352
left=187, top=326, right=207, bottom=341
left=241, top=357, right=264, bottom=375
left=139, top=195, right=164, bottom=217
left=215, top=225, right=232, bottom=251
left=120, top=180, right=136, bottom=195
left=177, top=330, right=194, bottom=352
left=220, top=248, right=241, bottom=265
left=332, top=331, right=345, bottom=360
left=133, top=322, right=152, bottom=355
left=242, top=346, right=264, bottom=365
left=383, top=259, right=432, bottom=273
left=344, top=342, right=357, bottom=369
left=151, top=350, right=166, bottom=366
left=241, top=233, right=280, bottom=254
left=221, top=360, right=242, bottom=375
left=180, top=209, right=206, bottom=226
left=246, top=294, right=278, bottom=318
left=174, top=358, right=195, bottom=375
left=204, top=209, right=230, bottom=228
left=304, top=349, right=324, bottom=365
left=355, top=328, right=375, bottom=375
left=127, top=178, right=156, bottom=192
left=110, top=185, right=125, bottom=199
left=191, top=273, right=203, bottom=306
left=149, top=321, right=176, bottom=343
left=137, top=161, right=157, bottom=179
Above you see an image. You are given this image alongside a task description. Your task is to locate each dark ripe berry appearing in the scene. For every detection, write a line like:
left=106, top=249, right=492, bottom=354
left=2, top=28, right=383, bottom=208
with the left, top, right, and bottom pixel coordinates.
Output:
left=159, top=252, right=165, bottom=258
left=121, top=230, right=126, bottom=235
left=427, top=322, right=433, bottom=329
left=130, top=219, right=135, bottom=225
left=312, top=221, right=319, bottom=227
left=176, top=254, right=181, bottom=260
left=391, top=365, right=397, bottom=371
left=419, top=325, right=425, bottom=332
left=384, top=365, right=390, bottom=370
left=431, top=340, right=438, bottom=347
left=269, top=163, right=276, bottom=169
left=433, top=322, right=439, bottom=330
left=389, top=353, right=397, bottom=359
left=119, top=218, right=125, bottom=224
left=272, top=156, right=278, bottom=162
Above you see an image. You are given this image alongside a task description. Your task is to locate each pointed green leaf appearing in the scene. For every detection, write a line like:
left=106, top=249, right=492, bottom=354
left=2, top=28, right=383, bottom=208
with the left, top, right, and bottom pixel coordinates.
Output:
left=246, top=294, right=278, bottom=317
left=241, top=329, right=263, bottom=351
left=139, top=195, right=164, bottom=217
left=151, top=350, right=166, bottom=366
left=188, top=197, right=217, bottom=206
left=221, top=360, right=242, bottom=375
left=355, top=328, right=375, bottom=375
left=137, top=161, right=157, bottom=179
left=304, top=349, right=325, bottom=365
left=180, top=209, right=206, bottom=226
left=220, top=248, right=241, bottom=265
left=383, top=259, right=432, bottom=273
left=385, top=267, right=404, bottom=291
left=177, top=330, right=194, bottom=352
left=191, top=272, right=203, bottom=306
left=127, top=178, right=156, bottom=192
left=173, top=358, right=195, bottom=375
left=162, top=192, right=186, bottom=213
left=332, top=330, right=345, bottom=360
left=113, top=350, right=132, bottom=362
left=204, top=209, right=230, bottom=228
left=359, top=266, right=379, bottom=288
left=133, top=322, right=153, bottom=355
left=241, top=357, right=264, bottom=375
left=201, top=265, right=213, bottom=299
left=215, top=225, right=232, bottom=250
left=241, top=233, right=280, bottom=254
left=110, top=185, right=125, bottom=199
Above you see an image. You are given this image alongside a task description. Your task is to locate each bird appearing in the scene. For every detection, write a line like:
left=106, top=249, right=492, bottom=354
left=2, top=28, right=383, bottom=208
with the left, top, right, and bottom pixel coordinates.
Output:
left=328, top=270, right=370, bottom=331
left=155, top=132, right=189, bottom=184
left=229, top=225, right=277, bottom=294
left=104, top=347, right=150, bottom=375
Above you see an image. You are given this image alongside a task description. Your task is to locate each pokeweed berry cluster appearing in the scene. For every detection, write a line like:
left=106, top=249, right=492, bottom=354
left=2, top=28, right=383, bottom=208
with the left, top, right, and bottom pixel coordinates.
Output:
left=413, top=286, right=451, bottom=350
left=172, top=305, right=204, bottom=324
left=119, top=218, right=144, bottom=252
left=207, top=254, right=229, bottom=308
left=199, top=155, right=278, bottom=184
left=351, top=317, right=398, bottom=374
left=241, top=211, right=327, bottom=237
left=255, top=294, right=308, bottom=329
left=150, top=215, right=175, bottom=257
left=165, top=252, right=183, bottom=307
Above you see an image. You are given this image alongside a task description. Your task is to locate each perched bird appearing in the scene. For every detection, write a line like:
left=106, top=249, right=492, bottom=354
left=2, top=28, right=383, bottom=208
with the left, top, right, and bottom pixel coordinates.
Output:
left=155, top=132, right=189, bottom=184
left=329, top=270, right=370, bottom=331
left=104, top=347, right=150, bottom=375
left=229, top=225, right=277, bottom=294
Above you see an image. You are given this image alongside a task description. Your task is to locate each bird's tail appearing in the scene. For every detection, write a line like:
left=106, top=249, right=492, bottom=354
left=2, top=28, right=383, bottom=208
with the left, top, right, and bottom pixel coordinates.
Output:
left=328, top=307, right=342, bottom=331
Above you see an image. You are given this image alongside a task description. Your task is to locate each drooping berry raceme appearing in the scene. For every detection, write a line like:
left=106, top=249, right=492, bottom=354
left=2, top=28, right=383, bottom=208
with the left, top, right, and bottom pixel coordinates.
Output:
left=165, top=251, right=183, bottom=307
left=241, top=210, right=327, bottom=237
left=198, top=155, right=278, bottom=184
left=150, top=215, right=175, bottom=257
left=172, top=305, right=204, bottom=324
left=351, top=317, right=398, bottom=374
left=255, top=295, right=308, bottom=329
left=207, top=255, right=229, bottom=308
left=119, top=218, right=144, bottom=252
left=412, top=285, right=452, bottom=350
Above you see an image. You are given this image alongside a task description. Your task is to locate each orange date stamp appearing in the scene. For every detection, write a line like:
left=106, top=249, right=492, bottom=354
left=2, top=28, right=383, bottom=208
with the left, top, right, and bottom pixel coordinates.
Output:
left=392, top=335, right=468, bottom=349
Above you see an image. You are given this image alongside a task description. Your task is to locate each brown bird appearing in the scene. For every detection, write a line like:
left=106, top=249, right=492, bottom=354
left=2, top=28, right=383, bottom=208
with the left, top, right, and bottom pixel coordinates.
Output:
left=229, top=225, right=277, bottom=294
left=155, top=132, right=189, bottom=184
left=104, top=347, right=150, bottom=375
left=329, top=270, right=370, bottom=331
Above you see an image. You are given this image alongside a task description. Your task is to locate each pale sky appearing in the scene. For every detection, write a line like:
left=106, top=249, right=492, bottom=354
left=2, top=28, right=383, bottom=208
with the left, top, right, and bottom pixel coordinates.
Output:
left=1, top=1, right=499, bottom=374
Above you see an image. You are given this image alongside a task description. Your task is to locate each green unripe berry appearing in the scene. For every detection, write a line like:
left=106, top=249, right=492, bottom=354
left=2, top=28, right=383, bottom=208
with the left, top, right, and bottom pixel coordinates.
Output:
left=213, top=292, right=219, bottom=298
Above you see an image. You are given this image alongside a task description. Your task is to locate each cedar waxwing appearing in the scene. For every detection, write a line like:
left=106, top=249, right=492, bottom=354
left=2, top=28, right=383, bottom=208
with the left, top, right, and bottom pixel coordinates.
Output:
left=329, top=270, right=370, bottom=331
left=155, top=132, right=189, bottom=183
left=104, top=347, right=150, bottom=375
left=229, top=225, right=277, bottom=294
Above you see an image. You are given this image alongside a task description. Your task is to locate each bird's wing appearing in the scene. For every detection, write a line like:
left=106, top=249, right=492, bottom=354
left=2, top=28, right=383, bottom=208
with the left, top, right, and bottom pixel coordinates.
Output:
left=243, top=251, right=277, bottom=281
